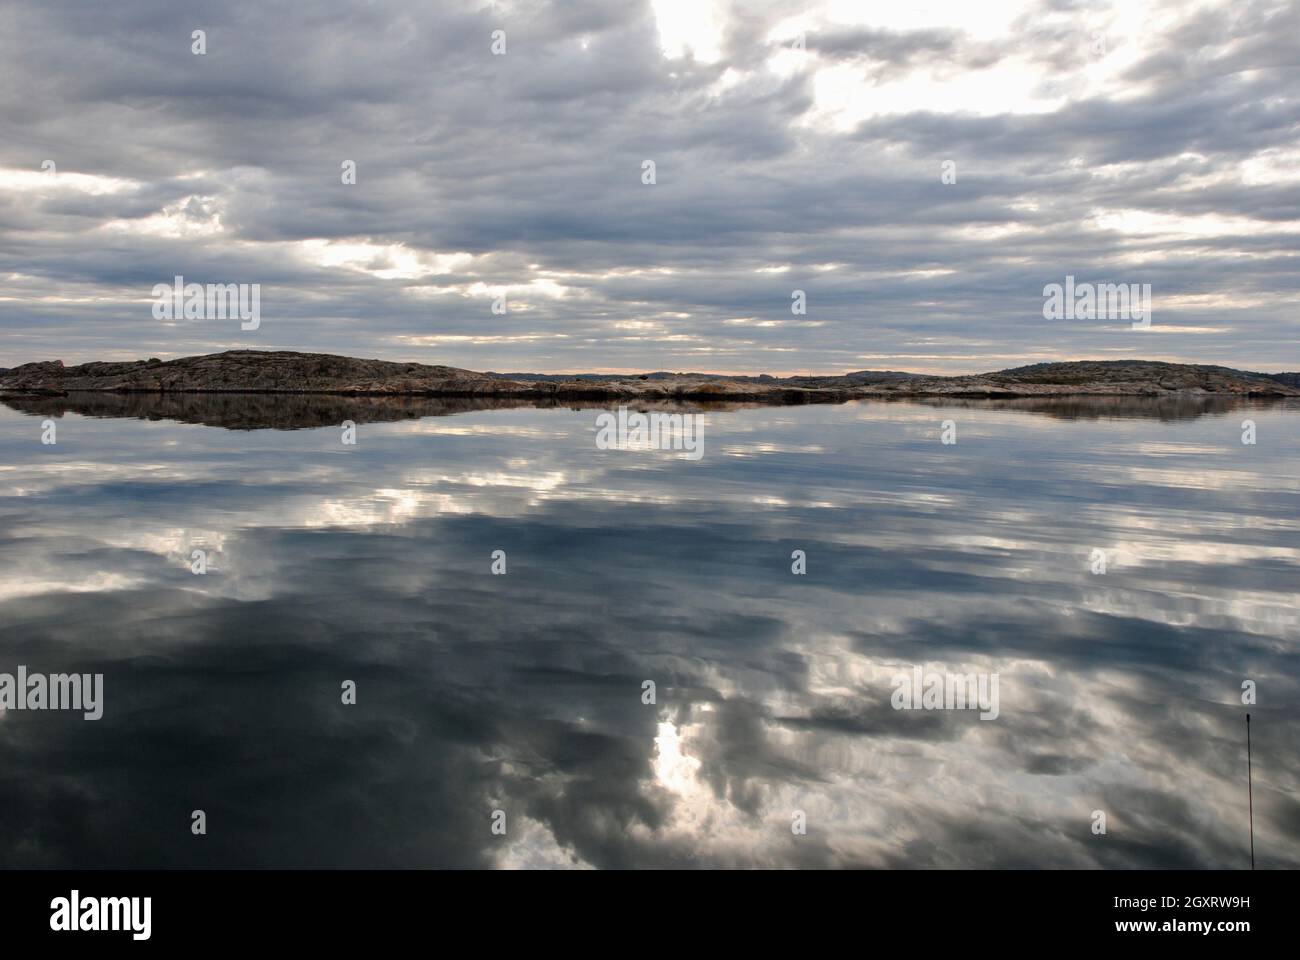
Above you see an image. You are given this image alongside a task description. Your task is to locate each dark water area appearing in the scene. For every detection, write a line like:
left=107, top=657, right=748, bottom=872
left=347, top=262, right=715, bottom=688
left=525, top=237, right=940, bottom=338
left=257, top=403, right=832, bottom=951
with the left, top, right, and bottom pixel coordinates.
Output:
left=1, top=395, right=1296, bottom=868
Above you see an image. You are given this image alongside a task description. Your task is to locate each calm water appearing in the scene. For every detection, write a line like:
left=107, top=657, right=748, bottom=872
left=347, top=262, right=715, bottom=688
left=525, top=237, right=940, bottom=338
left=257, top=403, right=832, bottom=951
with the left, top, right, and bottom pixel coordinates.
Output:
left=1, top=395, right=1296, bottom=868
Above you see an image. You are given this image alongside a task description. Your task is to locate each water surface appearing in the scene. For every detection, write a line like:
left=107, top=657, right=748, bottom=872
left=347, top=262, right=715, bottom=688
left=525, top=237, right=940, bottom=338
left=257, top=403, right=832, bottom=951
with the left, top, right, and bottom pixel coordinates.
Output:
left=1, top=395, right=1296, bottom=868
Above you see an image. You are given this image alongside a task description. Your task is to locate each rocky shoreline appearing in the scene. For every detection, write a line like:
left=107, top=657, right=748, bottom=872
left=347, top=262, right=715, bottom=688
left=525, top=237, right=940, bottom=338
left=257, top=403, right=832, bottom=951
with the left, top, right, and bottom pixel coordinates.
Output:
left=2, top=350, right=1297, bottom=402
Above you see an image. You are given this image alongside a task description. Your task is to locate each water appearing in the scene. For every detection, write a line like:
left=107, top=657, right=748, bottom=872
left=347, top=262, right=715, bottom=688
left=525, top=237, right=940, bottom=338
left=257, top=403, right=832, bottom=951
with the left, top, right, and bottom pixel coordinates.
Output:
left=1, top=394, right=1296, bottom=868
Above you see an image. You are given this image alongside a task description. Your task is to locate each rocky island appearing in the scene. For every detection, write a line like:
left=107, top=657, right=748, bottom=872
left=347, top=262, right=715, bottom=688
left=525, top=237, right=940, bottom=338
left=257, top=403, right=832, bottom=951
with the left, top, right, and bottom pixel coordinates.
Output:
left=1, top=350, right=1297, bottom=402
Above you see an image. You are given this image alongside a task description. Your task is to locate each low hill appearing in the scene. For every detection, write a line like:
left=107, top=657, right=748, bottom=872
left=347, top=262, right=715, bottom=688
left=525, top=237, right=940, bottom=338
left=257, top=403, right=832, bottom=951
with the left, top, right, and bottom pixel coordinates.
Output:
left=2, top=350, right=1297, bottom=400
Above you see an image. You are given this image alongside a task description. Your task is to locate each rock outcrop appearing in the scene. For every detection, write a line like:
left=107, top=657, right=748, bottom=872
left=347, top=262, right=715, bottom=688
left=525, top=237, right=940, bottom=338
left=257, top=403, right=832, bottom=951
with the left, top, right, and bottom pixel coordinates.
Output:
left=2, top=350, right=1297, bottom=401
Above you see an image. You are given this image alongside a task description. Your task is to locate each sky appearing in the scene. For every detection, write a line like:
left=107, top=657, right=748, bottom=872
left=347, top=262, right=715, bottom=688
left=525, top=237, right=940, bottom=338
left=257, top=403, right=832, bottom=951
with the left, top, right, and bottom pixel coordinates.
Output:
left=0, top=0, right=1296, bottom=375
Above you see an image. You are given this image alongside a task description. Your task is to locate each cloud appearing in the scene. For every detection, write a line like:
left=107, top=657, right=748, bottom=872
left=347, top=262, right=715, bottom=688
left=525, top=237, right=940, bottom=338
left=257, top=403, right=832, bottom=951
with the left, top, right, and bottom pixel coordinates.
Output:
left=0, top=0, right=1296, bottom=374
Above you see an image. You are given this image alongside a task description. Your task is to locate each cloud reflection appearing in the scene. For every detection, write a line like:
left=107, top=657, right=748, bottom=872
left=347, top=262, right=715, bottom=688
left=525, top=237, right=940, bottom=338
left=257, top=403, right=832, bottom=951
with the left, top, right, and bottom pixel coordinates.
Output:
left=0, top=399, right=1296, bottom=867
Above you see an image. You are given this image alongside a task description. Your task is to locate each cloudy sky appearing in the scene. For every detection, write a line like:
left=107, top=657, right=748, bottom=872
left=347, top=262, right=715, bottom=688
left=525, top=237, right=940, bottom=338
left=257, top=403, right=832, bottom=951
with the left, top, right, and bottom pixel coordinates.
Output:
left=0, top=0, right=1296, bottom=375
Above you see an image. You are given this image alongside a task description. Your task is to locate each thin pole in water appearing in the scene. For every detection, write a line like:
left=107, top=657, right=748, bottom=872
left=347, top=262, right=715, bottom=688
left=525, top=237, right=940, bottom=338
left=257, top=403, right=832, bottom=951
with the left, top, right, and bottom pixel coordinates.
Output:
left=1247, top=713, right=1255, bottom=870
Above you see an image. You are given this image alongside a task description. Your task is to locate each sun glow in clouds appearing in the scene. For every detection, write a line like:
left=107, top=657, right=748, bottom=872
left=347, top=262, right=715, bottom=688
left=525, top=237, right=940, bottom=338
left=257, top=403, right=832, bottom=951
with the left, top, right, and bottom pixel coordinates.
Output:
left=651, top=0, right=724, bottom=62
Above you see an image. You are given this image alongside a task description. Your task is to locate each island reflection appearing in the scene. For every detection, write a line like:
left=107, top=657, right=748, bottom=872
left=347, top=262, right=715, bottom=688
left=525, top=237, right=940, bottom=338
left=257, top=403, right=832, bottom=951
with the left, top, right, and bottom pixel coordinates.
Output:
left=4, top=391, right=1292, bottom=430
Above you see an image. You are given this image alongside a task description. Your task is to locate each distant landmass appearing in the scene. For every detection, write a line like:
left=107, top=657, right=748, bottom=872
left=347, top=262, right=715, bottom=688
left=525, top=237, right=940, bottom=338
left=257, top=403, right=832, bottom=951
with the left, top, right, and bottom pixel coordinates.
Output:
left=1, top=351, right=1297, bottom=401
